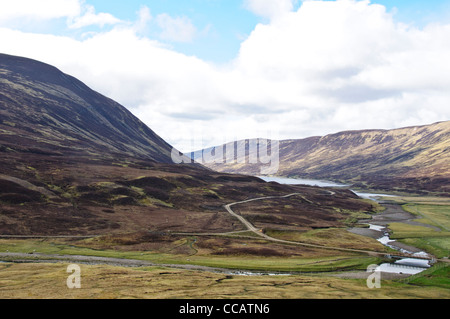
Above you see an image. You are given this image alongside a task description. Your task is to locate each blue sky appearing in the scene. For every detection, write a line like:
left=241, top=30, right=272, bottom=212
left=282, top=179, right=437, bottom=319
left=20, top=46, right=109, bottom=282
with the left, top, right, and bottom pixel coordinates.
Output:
left=86, top=0, right=449, bottom=24
left=85, top=0, right=262, bottom=62
left=81, top=0, right=450, bottom=62
left=1, top=0, right=449, bottom=64
left=1, top=0, right=449, bottom=151
left=13, top=0, right=448, bottom=64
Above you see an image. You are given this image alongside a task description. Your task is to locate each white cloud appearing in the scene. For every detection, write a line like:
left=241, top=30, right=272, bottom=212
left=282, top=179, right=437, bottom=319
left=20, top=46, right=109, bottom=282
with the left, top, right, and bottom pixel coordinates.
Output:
left=0, top=0, right=121, bottom=29
left=0, top=0, right=450, bottom=152
left=68, top=4, right=121, bottom=29
left=229, top=0, right=450, bottom=129
left=133, top=6, right=152, bottom=33
left=155, top=13, right=197, bottom=43
left=244, top=0, right=296, bottom=20
left=0, top=0, right=81, bottom=21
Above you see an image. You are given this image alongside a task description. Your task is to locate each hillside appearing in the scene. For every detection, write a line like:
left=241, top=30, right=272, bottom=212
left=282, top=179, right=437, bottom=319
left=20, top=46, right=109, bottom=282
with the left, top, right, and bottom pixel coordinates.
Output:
left=0, top=53, right=373, bottom=237
left=0, top=53, right=175, bottom=163
left=192, top=121, right=450, bottom=194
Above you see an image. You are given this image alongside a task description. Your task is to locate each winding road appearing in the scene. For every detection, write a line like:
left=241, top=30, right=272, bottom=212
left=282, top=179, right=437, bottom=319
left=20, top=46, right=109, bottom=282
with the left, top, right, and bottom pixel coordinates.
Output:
left=1, top=192, right=446, bottom=271
left=222, top=193, right=441, bottom=262
left=223, top=193, right=383, bottom=254
left=224, top=193, right=305, bottom=234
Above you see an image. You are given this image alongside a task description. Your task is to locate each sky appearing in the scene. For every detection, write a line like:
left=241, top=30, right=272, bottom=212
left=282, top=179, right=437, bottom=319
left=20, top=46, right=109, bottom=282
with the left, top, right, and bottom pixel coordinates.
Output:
left=0, top=0, right=450, bottom=152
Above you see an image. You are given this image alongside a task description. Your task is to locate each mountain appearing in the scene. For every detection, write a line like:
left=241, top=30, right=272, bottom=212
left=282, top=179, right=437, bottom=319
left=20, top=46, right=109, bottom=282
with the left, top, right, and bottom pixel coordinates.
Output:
left=0, top=53, right=374, bottom=237
left=192, top=121, right=450, bottom=195
left=0, top=53, right=175, bottom=163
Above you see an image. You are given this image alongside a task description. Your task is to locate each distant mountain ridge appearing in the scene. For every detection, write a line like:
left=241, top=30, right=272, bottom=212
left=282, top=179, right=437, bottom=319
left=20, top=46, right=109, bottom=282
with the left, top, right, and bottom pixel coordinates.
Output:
left=0, top=53, right=175, bottom=163
left=192, top=121, right=450, bottom=194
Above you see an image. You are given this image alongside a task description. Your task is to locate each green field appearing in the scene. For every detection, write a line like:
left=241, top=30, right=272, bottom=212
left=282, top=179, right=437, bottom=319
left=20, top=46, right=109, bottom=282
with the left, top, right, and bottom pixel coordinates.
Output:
left=402, top=203, right=450, bottom=231
left=402, top=262, right=450, bottom=289
left=387, top=196, right=450, bottom=258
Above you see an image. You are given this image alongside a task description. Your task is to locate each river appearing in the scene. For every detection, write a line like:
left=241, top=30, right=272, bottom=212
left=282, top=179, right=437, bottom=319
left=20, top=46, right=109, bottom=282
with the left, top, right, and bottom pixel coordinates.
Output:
left=257, top=176, right=432, bottom=275
left=257, top=176, right=349, bottom=187
left=257, top=176, right=394, bottom=201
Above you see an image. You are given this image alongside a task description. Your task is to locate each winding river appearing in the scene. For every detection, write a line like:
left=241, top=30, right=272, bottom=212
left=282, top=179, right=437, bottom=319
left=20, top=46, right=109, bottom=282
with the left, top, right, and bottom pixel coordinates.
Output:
left=257, top=176, right=432, bottom=275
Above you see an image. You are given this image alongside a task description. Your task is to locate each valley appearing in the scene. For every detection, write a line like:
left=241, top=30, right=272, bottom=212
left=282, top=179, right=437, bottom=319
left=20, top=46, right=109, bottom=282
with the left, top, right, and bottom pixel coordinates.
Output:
left=193, top=121, right=450, bottom=195
left=0, top=53, right=448, bottom=299
left=0, top=190, right=448, bottom=299
left=0, top=173, right=448, bottom=298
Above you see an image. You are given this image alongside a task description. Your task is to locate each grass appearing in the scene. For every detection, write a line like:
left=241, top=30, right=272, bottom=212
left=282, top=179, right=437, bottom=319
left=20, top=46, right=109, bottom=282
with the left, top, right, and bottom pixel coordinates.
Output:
left=388, top=221, right=450, bottom=256
left=0, top=262, right=449, bottom=299
left=0, top=238, right=379, bottom=273
left=402, top=203, right=450, bottom=231
left=172, top=254, right=380, bottom=273
left=1, top=195, right=448, bottom=299
left=389, top=234, right=449, bottom=258
left=0, top=239, right=171, bottom=262
left=402, top=262, right=450, bottom=289
left=265, top=228, right=387, bottom=252
left=388, top=222, right=449, bottom=239
left=381, top=195, right=450, bottom=259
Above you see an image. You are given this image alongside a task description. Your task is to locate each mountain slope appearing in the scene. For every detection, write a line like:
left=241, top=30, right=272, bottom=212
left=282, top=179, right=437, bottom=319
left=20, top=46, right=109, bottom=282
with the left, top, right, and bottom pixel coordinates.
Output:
left=0, top=53, right=375, bottom=237
left=193, top=121, right=450, bottom=194
left=0, top=53, right=174, bottom=163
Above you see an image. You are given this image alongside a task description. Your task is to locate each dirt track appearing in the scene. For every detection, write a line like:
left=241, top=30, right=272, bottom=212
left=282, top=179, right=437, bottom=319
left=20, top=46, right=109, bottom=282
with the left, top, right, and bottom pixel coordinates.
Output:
left=1, top=194, right=447, bottom=275
left=223, top=194, right=450, bottom=263
left=223, top=193, right=393, bottom=257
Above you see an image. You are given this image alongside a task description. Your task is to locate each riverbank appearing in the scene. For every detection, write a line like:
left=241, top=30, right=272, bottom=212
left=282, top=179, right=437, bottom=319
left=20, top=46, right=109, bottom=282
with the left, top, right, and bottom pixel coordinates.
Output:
left=348, top=203, right=434, bottom=255
left=0, top=177, right=448, bottom=298
left=257, top=176, right=446, bottom=277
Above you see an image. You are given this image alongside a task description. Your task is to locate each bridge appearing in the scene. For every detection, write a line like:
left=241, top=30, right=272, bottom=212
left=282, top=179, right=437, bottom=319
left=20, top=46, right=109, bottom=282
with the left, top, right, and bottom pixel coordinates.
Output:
left=385, top=253, right=435, bottom=262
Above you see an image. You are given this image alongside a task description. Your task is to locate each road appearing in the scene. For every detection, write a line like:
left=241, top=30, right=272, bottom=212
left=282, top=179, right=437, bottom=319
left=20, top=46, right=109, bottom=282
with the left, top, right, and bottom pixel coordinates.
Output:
left=1, top=192, right=446, bottom=268
left=222, top=193, right=439, bottom=261
left=224, top=193, right=311, bottom=234
left=224, top=193, right=379, bottom=253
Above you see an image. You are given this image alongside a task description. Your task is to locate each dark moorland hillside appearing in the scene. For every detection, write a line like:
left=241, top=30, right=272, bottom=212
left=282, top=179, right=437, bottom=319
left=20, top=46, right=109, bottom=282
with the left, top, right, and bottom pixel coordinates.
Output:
left=0, top=53, right=373, bottom=237
left=0, top=53, right=175, bottom=163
